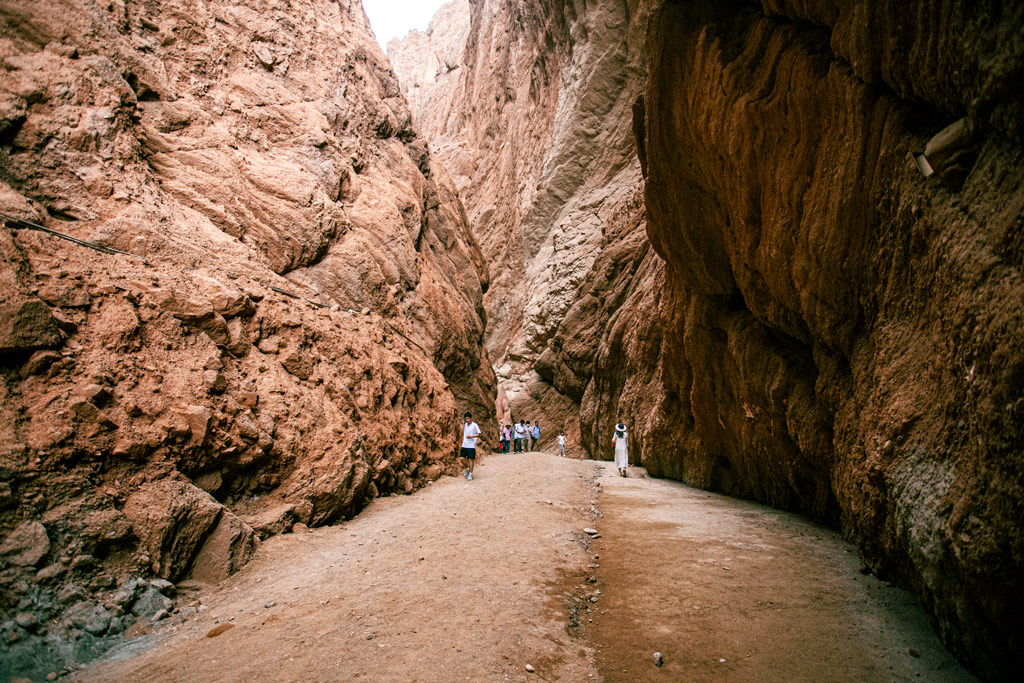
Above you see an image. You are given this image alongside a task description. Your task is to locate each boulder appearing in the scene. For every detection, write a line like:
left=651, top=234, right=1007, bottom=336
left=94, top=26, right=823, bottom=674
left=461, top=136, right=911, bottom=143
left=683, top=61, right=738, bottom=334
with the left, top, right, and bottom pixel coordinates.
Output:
left=0, top=521, right=49, bottom=567
left=0, top=298, right=61, bottom=354
left=189, top=509, right=259, bottom=584
left=243, top=503, right=296, bottom=538
left=148, top=578, right=175, bottom=597
left=194, top=276, right=256, bottom=318
left=20, top=349, right=61, bottom=377
left=152, top=288, right=231, bottom=345
left=193, top=471, right=224, bottom=495
left=130, top=587, right=172, bottom=618
left=179, top=405, right=212, bottom=446
left=122, top=479, right=223, bottom=580
left=64, top=601, right=112, bottom=635
left=280, top=348, right=314, bottom=380
left=110, top=578, right=140, bottom=607
left=70, top=400, right=118, bottom=429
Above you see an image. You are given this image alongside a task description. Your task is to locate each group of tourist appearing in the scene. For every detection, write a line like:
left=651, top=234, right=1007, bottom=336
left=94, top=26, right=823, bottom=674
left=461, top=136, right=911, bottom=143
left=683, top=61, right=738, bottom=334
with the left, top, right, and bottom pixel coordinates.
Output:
left=499, top=420, right=541, bottom=453
left=458, top=410, right=629, bottom=483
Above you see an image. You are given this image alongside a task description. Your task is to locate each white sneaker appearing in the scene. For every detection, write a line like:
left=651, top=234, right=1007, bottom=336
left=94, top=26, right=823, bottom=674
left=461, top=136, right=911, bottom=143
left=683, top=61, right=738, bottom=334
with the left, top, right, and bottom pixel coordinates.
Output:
left=464, top=468, right=470, bottom=478
left=467, top=472, right=473, bottom=481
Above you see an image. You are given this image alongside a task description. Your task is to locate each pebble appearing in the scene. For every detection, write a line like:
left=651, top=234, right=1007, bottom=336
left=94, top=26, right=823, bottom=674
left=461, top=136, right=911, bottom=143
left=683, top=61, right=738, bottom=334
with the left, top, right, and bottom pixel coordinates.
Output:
left=47, top=673, right=57, bottom=681
left=583, top=528, right=599, bottom=535
left=525, top=664, right=535, bottom=673
left=654, top=652, right=663, bottom=667
left=205, top=623, right=235, bottom=638
left=264, top=599, right=276, bottom=608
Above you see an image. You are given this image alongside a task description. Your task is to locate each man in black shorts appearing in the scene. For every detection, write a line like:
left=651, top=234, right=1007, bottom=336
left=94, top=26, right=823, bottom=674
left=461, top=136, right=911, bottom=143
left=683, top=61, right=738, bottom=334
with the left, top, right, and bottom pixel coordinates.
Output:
left=459, top=411, right=481, bottom=480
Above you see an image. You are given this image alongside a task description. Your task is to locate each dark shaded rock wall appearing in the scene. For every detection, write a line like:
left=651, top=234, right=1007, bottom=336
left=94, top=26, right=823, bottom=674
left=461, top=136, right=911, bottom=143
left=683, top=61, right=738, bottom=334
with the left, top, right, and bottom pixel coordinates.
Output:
left=617, top=0, right=1022, bottom=677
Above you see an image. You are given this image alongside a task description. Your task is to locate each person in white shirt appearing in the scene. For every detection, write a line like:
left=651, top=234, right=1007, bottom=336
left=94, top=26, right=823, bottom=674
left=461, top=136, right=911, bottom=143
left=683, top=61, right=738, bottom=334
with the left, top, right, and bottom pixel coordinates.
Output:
left=513, top=420, right=526, bottom=452
left=557, top=431, right=566, bottom=457
left=459, top=411, right=482, bottom=480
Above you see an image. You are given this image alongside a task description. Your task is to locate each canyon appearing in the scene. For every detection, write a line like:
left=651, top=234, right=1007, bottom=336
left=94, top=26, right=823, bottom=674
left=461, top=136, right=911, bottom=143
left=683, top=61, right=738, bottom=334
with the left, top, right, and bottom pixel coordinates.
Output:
left=0, top=0, right=1021, bottom=680
left=391, top=0, right=1023, bottom=679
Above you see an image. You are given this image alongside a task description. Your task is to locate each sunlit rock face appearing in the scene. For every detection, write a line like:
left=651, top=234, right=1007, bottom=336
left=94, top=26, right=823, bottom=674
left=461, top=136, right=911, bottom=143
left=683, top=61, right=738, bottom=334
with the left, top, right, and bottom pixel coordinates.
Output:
left=0, top=0, right=495, bottom=663
left=391, top=0, right=655, bottom=449
left=395, top=0, right=1024, bottom=677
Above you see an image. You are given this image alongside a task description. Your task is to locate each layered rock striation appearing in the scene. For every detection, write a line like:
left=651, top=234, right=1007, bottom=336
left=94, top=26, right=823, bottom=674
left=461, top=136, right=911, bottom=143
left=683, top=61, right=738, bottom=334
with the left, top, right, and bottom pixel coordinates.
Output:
left=395, top=0, right=1023, bottom=677
left=0, top=0, right=494, bottom=674
left=391, top=0, right=655, bottom=451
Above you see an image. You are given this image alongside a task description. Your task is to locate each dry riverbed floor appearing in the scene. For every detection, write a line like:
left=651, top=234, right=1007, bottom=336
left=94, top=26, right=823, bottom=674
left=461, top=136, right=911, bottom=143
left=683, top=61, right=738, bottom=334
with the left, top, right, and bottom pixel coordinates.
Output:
left=76, top=451, right=974, bottom=682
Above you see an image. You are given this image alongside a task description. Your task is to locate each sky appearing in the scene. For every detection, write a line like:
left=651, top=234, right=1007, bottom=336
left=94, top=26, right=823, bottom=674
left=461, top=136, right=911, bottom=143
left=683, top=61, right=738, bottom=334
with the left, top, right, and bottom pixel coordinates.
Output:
left=361, top=0, right=449, bottom=50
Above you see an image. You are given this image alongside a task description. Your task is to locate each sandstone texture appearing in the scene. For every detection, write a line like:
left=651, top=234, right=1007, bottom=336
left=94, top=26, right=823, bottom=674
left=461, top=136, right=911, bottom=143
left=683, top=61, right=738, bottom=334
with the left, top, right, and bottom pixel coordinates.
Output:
left=391, top=0, right=654, bottom=454
left=394, top=0, right=1023, bottom=677
left=0, top=0, right=494, bottom=676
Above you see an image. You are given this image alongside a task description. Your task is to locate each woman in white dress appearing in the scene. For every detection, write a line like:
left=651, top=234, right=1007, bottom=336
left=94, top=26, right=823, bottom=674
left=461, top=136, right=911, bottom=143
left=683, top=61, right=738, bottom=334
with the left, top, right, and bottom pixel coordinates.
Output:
left=612, top=422, right=628, bottom=477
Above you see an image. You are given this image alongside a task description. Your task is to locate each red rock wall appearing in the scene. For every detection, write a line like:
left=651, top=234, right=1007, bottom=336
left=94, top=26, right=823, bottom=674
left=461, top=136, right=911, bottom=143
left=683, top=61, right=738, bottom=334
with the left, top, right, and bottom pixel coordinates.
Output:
left=629, top=1, right=1023, bottom=677
left=395, top=0, right=1023, bottom=676
left=390, top=0, right=655, bottom=450
left=0, top=0, right=495, bottom=639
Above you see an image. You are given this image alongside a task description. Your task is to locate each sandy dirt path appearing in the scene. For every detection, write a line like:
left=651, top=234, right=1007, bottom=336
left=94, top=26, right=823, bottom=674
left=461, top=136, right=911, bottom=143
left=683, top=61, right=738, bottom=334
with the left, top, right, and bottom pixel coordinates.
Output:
left=588, top=464, right=975, bottom=682
left=76, top=453, right=974, bottom=682
left=78, top=452, right=602, bottom=682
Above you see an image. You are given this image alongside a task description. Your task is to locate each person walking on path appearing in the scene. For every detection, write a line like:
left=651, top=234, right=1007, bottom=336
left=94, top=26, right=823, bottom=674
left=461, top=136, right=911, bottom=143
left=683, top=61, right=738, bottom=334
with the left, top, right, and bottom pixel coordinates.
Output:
left=612, top=422, right=628, bottom=477
left=514, top=420, right=526, bottom=452
left=501, top=424, right=511, bottom=453
left=531, top=422, right=541, bottom=451
left=557, top=431, right=566, bottom=457
left=460, top=411, right=482, bottom=480
left=524, top=422, right=532, bottom=451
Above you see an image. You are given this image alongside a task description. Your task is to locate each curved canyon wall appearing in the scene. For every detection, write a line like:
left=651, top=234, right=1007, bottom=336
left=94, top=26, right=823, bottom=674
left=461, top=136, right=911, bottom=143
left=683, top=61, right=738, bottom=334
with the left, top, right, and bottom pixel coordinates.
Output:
left=0, top=0, right=493, bottom=671
left=394, top=0, right=1023, bottom=677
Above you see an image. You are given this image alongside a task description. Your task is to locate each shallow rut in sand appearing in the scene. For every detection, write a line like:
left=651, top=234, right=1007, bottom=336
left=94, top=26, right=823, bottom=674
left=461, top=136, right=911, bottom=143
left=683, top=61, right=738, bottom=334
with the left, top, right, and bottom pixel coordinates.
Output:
left=77, top=453, right=973, bottom=682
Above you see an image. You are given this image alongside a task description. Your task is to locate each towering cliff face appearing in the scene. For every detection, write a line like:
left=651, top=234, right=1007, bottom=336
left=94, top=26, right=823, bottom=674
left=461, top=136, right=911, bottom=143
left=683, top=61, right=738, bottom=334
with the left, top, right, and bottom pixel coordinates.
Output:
left=394, top=0, right=1023, bottom=677
left=0, top=0, right=493, bottom=669
left=391, top=0, right=656, bottom=448
left=635, top=2, right=1023, bottom=677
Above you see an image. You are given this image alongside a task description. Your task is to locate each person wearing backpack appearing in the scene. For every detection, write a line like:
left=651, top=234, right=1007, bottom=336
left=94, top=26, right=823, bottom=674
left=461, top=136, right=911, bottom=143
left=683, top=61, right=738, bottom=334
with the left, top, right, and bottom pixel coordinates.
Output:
left=612, top=422, right=628, bottom=477
left=531, top=422, right=541, bottom=451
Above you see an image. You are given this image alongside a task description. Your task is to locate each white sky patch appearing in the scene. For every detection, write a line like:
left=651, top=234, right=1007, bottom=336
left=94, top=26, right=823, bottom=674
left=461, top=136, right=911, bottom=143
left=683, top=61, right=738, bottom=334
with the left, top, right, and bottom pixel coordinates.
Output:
left=362, top=0, right=448, bottom=50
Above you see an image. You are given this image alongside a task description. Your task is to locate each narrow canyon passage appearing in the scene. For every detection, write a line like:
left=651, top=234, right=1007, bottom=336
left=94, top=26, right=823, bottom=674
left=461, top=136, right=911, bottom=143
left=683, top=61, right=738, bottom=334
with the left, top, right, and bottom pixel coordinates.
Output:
left=1, top=0, right=1021, bottom=679
left=76, top=452, right=972, bottom=682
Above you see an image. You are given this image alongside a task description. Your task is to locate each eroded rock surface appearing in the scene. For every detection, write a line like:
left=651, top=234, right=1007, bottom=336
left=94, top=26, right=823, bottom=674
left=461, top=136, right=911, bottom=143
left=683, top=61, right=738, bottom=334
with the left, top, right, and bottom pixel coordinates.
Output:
left=391, top=0, right=654, bottom=453
left=0, top=0, right=494, bottom=676
left=394, top=0, right=1023, bottom=677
